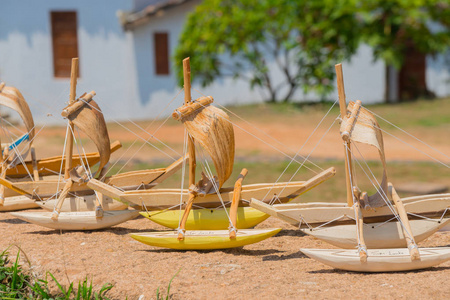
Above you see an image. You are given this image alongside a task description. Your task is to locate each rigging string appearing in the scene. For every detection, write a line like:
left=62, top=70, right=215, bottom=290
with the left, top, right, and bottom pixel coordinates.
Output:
left=196, top=145, right=234, bottom=226
left=77, top=97, right=180, bottom=162
left=350, top=142, right=416, bottom=241
left=353, top=113, right=449, bottom=169
left=344, top=142, right=367, bottom=255
left=0, top=85, right=70, bottom=181
left=2, top=125, right=34, bottom=180
left=99, top=88, right=184, bottom=178
left=192, top=87, right=323, bottom=174
left=366, top=107, right=450, bottom=162
left=112, top=113, right=174, bottom=178
left=265, top=101, right=339, bottom=202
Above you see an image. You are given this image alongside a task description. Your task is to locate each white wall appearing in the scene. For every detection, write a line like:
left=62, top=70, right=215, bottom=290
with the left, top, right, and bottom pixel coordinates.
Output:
left=0, top=0, right=136, bottom=125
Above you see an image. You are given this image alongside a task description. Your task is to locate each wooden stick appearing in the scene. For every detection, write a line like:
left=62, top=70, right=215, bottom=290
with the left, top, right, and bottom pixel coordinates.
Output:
left=177, top=57, right=197, bottom=241
left=64, top=58, right=78, bottom=180
left=335, top=63, right=354, bottom=207
left=0, top=82, right=5, bottom=92
left=341, top=100, right=362, bottom=142
left=229, top=168, right=248, bottom=239
left=51, top=179, right=73, bottom=220
left=0, top=137, right=4, bottom=205
left=172, top=96, right=214, bottom=120
left=177, top=192, right=197, bottom=240
left=61, top=91, right=96, bottom=118
left=0, top=168, right=6, bottom=206
left=390, top=183, right=420, bottom=261
left=30, top=147, right=39, bottom=181
left=183, top=58, right=196, bottom=187
left=288, top=167, right=336, bottom=202
left=354, top=201, right=368, bottom=263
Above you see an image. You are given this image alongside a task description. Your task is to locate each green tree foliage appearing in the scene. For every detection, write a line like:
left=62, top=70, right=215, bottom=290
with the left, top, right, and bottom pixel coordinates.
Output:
left=360, top=0, right=450, bottom=68
left=175, top=0, right=450, bottom=102
left=175, top=0, right=360, bottom=102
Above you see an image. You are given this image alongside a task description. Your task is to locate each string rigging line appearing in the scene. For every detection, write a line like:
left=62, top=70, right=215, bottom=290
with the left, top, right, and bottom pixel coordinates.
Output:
left=366, top=107, right=450, bottom=162
left=192, top=87, right=323, bottom=174
left=264, top=100, right=338, bottom=202
left=350, top=142, right=415, bottom=242
left=356, top=117, right=449, bottom=169
left=99, top=88, right=184, bottom=178
left=79, top=97, right=180, bottom=162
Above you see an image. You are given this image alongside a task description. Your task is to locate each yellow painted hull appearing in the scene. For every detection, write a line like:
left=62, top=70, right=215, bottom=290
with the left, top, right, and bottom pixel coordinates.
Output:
left=130, top=228, right=281, bottom=250
left=140, top=207, right=269, bottom=230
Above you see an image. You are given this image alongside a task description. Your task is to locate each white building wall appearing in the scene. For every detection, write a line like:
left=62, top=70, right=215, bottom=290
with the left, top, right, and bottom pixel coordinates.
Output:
left=0, top=0, right=136, bottom=125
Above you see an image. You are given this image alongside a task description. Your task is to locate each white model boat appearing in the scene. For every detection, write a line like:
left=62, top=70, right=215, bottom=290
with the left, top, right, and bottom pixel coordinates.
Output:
left=299, top=64, right=450, bottom=272
left=250, top=63, right=449, bottom=252
left=301, top=248, right=450, bottom=272
left=10, top=210, right=139, bottom=231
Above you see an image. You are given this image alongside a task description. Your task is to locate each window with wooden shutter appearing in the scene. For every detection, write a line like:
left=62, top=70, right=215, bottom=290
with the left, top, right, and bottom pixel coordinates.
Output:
left=154, top=33, right=169, bottom=75
left=51, top=11, right=79, bottom=78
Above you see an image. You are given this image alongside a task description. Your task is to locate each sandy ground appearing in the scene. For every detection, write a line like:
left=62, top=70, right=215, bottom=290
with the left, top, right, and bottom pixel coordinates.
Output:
left=2, top=107, right=449, bottom=299
left=0, top=212, right=449, bottom=300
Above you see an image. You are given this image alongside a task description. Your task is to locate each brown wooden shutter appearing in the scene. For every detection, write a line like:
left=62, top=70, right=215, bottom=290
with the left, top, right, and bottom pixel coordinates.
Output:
left=154, top=33, right=169, bottom=75
left=51, top=11, right=79, bottom=78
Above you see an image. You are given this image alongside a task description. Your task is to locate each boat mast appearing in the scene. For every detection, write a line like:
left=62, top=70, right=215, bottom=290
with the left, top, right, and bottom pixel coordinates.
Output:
left=335, top=64, right=354, bottom=207
left=51, top=58, right=78, bottom=220
left=183, top=58, right=196, bottom=186
left=177, top=57, right=197, bottom=240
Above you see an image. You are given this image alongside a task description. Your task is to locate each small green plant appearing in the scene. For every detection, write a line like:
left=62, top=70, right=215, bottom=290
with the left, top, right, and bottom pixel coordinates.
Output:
left=156, top=269, right=181, bottom=300
left=0, top=246, right=114, bottom=299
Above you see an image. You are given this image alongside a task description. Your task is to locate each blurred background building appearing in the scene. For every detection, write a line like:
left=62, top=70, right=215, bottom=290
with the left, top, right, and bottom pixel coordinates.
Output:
left=0, top=0, right=449, bottom=123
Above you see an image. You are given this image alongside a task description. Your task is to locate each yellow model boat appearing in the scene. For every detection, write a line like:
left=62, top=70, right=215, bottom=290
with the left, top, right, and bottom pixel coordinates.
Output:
left=130, top=228, right=281, bottom=250
left=140, top=207, right=269, bottom=230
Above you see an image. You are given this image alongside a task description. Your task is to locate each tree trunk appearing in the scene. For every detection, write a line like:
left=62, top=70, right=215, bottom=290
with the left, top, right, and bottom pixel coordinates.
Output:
left=398, top=44, right=429, bottom=101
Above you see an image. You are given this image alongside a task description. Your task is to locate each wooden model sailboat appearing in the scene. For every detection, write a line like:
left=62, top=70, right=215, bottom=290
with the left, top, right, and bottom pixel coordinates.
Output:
left=127, top=58, right=290, bottom=249
left=0, top=80, right=123, bottom=212
left=249, top=63, right=450, bottom=271
left=8, top=58, right=184, bottom=230
left=250, top=64, right=450, bottom=250
left=87, top=58, right=335, bottom=232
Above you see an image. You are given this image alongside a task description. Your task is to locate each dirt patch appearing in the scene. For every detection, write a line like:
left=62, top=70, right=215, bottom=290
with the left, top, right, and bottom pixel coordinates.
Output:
left=1, top=213, right=449, bottom=299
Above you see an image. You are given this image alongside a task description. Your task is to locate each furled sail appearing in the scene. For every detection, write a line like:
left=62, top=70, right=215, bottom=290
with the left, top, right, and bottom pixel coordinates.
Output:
left=66, top=98, right=111, bottom=177
left=0, top=84, right=35, bottom=165
left=179, top=99, right=235, bottom=189
left=340, top=101, right=388, bottom=208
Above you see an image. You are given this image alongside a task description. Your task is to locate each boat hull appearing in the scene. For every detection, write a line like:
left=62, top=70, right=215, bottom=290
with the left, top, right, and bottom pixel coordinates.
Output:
left=140, top=207, right=269, bottom=230
left=301, top=247, right=450, bottom=272
left=10, top=210, right=139, bottom=230
left=0, top=196, right=39, bottom=212
left=35, top=195, right=128, bottom=212
left=300, top=217, right=450, bottom=249
left=130, top=228, right=281, bottom=250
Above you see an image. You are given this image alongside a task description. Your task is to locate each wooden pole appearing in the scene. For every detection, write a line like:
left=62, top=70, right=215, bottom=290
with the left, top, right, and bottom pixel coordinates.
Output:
left=335, top=64, right=354, bottom=207
left=64, top=58, right=78, bottom=179
left=0, top=139, right=5, bottom=205
left=52, top=57, right=78, bottom=219
left=229, top=168, right=248, bottom=239
left=178, top=57, right=197, bottom=240
left=390, top=183, right=420, bottom=261
left=183, top=57, right=196, bottom=187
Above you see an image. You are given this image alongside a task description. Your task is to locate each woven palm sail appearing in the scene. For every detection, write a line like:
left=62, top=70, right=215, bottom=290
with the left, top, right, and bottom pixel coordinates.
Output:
left=67, top=99, right=111, bottom=176
left=340, top=101, right=388, bottom=208
left=0, top=85, right=35, bottom=165
left=181, top=104, right=235, bottom=189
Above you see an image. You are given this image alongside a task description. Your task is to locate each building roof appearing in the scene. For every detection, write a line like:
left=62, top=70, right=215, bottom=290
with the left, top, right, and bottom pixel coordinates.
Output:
left=119, top=0, right=193, bottom=30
